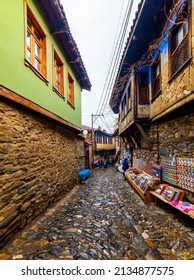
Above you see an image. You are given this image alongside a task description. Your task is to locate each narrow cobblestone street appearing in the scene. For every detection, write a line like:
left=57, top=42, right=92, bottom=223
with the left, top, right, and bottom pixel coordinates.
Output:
left=0, top=167, right=193, bottom=260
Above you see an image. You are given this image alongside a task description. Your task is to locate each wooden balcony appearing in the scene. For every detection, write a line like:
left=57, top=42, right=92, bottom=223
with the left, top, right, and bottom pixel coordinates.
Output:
left=95, top=143, right=115, bottom=151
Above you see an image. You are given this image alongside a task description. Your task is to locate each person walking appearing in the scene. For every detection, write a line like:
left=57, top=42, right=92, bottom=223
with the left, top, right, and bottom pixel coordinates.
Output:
left=122, top=158, right=129, bottom=174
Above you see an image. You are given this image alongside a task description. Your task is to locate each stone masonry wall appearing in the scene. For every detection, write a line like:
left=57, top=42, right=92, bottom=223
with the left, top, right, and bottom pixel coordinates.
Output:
left=0, top=98, right=84, bottom=248
left=133, top=113, right=194, bottom=164
left=133, top=113, right=194, bottom=203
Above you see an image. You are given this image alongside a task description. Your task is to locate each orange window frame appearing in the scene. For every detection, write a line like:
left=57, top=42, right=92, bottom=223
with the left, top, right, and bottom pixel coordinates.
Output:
left=68, top=73, right=75, bottom=107
left=24, top=1, right=47, bottom=83
left=53, top=48, right=64, bottom=97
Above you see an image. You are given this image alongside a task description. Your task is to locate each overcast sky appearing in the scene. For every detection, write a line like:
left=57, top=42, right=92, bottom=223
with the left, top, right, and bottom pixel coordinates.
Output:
left=60, top=0, right=140, bottom=131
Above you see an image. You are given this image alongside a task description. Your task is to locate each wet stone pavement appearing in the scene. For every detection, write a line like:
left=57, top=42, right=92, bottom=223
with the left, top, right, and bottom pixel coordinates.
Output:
left=0, top=167, right=194, bottom=260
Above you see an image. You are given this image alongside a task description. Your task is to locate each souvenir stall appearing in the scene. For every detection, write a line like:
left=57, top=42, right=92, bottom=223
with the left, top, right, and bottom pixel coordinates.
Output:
left=161, top=157, right=194, bottom=190
left=150, top=157, right=194, bottom=219
left=124, top=157, right=194, bottom=219
left=151, top=184, right=194, bottom=219
left=124, top=167, right=159, bottom=203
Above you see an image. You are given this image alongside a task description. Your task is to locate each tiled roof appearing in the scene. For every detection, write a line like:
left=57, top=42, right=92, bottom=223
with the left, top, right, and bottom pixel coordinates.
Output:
left=82, top=125, right=93, bottom=131
left=94, top=129, right=114, bottom=137
left=36, top=0, right=91, bottom=91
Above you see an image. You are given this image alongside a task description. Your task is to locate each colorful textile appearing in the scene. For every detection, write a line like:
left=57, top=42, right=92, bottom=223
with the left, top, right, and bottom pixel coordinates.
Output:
left=170, top=201, right=194, bottom=213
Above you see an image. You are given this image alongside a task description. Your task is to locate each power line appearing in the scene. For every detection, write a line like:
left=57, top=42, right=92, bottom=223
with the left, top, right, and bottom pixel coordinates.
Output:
left=96, top=0, right=125, bottom=115
left=99, top=0, right=134, bottom=115
left=99, top=115, right=112, bottom=133
left=96, top=0, right=136, bottom=132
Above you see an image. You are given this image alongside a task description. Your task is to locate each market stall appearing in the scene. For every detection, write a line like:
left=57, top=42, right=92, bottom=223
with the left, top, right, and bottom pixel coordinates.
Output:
left=124, top=157, right=194, bottom=219
left=124, top=167, right=159, bottom=203
left=150, top=184, right=194, bottom=219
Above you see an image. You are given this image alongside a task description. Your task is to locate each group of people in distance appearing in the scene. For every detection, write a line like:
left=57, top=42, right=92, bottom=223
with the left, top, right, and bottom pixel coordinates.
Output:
left=95, top=157, right=117, bottom=168
left=95, top=157, right=129, bottom=174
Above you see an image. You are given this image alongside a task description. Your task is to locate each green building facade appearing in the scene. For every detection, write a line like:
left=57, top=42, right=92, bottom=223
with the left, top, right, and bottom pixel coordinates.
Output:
left=0, top=0, right=91, bottom=130
left=0, top=0, right=91, bottom=248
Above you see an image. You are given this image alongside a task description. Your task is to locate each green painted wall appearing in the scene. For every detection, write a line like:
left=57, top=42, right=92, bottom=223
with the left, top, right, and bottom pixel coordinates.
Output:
left=0, top=0, right=82, bottom=127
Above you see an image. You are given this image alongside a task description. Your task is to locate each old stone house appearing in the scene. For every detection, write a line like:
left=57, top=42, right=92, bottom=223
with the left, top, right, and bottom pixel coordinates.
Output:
left=0, top=0, right=91, bottom=247
left=94, top=128, right=116, bottom=164
left=81, top=125, right=116, bottom=168
left=110, top=0, right=194, bottom=201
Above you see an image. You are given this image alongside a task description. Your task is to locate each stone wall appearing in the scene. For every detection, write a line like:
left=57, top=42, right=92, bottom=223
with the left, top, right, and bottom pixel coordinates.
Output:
left=133, top=113, right=194, bottom=203
left=133, top=113, right=194, bottom=163
left=0, top=98, right=84, bottom=248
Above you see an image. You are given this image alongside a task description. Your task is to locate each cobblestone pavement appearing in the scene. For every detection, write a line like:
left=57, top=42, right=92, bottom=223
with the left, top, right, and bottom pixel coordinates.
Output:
left=0, top=167, right=193, bottom=260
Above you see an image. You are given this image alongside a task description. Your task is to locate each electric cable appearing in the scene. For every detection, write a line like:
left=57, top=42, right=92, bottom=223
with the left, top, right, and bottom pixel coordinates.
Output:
left=97, top=0, right=133, bottom=117
left=95, top=0, right=135, bottom=132
left=100, top=0, right=134, bottom=115
left=96, top=0, right=125, bottom=115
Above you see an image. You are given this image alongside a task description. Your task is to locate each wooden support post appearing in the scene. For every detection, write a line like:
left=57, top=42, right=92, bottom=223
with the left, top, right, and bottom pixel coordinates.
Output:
left=135, top=122, right=152, bottom=151
left=127, top=128, right=141, bottom=149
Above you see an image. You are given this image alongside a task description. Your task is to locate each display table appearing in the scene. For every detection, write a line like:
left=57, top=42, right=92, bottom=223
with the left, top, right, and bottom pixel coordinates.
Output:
left=124, top=167, right=159, bottom=203
left=150, top=185, right=194, bottom=219
left=150, top=191, right=169, bottom=204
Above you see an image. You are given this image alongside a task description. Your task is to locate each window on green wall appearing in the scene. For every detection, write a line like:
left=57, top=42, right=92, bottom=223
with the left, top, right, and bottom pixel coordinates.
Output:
left=67, top=73, right=75, bottom=108
left=25, top=3, right=47, bottom=83
left=53, top=48, right=64, bottom=97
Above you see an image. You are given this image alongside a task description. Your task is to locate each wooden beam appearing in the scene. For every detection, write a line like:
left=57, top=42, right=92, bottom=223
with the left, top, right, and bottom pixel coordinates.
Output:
left=0, top=86, right=81, bottom=133
left=135, top=122, right=152, bottom=150
left=121, top=136, right=128, bottom=145
left=126, top=134, right=135, bottom=148
left=126, top=129, right=141, bottom=148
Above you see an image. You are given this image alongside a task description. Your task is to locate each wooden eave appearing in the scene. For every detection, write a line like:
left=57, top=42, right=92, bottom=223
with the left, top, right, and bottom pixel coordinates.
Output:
left=120, top=121, right=152, bottom=150
left=35, top=0, right=91, bottom=91
left=110, top=0, right=175, bottom=113
left=0, top=86, right=81, bottom=134
left=94, top=130, right=114, bottom=137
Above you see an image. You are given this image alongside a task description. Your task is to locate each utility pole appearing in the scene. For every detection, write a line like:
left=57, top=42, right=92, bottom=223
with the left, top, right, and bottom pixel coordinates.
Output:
left=91, top=113, right=103, bottom=168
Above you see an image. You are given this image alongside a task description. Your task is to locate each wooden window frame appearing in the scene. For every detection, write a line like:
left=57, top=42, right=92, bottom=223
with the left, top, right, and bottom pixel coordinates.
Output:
left=52, top=47, right=64, bottom=99
left=24, top=1, right=48, bottom=84
left=123, top=94, right=127, bottom=117
left=127, top=82, right=132, bottom=112
left=121, top=95, right=125, bottom=120
left=121, top=84, right=131, bottom=121
left=138, top=71, right=150, bottom=105
left=151, top=54, right=161, bottom=101
left=168, top=0, right=192, bottom=81
left=67, top=73, right=75, bottom=108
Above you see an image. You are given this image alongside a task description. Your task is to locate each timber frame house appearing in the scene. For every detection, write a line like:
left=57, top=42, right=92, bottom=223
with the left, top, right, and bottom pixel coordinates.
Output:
left=110, top=0, right=194, bottom=202
left=110, top=0, right=194, bottom=156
